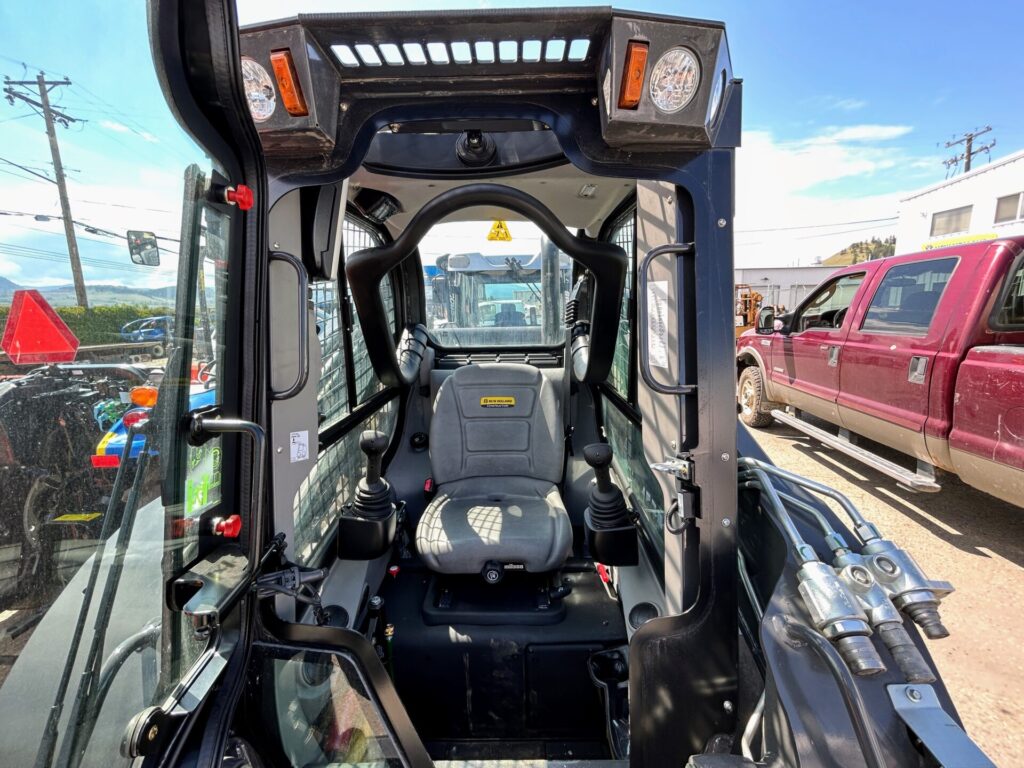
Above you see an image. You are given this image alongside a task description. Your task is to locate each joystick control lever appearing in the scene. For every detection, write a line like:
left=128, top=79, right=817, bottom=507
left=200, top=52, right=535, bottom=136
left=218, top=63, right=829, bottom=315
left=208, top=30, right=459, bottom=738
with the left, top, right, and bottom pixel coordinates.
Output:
left=583, top=443, right=638, bottom=566
left=584, top=444, right=630, bottom=529
left=353, top=430, right=392, bottom=520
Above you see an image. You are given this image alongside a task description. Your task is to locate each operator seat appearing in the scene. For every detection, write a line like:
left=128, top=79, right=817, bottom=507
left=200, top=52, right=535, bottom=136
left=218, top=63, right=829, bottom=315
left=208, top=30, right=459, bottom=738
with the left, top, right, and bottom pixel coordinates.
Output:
left=416, top=363, right=572, bottom=575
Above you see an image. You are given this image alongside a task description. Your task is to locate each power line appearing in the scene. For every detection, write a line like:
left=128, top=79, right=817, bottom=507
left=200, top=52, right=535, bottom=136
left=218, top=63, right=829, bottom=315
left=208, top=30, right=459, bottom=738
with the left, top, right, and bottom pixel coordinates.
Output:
left=0, top=154, right=55, bottom=184
left=736, top=216, right=898, bottom=234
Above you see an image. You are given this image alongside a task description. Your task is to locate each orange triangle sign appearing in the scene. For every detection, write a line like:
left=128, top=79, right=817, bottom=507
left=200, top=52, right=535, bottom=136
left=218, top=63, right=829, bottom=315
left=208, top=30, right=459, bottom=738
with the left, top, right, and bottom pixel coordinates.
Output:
left=1, top=290, right=79, bottom=365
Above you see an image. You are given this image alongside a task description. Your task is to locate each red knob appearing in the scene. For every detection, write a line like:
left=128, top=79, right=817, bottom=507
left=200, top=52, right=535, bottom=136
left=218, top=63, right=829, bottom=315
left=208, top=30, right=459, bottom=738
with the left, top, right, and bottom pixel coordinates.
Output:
left=213, top=514, right=242, bottom=538
left=225, top=184, right=254, bottom=211
left=388, top=565, right=401, bottom=578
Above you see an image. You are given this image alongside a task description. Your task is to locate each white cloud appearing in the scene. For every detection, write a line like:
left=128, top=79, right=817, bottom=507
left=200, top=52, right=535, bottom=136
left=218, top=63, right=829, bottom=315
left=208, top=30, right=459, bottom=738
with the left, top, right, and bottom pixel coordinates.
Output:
left=100, top=119, right=131, bottom=134
left=734, top=125, right=922, bottom=267
left=820, top=125, right=913, bottom=143
left=827, top=97, right=868, bottom=112
left=99, top=120, right=159, bottom=143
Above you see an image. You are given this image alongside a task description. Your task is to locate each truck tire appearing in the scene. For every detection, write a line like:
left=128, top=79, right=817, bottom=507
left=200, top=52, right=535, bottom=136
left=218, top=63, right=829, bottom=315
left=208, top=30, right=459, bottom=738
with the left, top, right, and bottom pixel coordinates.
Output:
left=738, top=366, right=774, bottom=428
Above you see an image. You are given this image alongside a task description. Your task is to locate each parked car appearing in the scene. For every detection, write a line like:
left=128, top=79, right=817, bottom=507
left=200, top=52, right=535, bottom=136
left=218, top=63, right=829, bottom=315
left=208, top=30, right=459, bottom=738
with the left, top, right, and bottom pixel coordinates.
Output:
left=737, top=236, right=1024, bottom=505
left=119, top=316, right=173, bottom=355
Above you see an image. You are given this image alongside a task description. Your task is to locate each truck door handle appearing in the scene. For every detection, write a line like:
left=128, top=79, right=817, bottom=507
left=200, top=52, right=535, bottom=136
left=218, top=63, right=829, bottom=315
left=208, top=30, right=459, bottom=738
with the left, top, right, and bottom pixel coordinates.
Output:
left=826, top=345, right=840, bottom=367
left=908, top=356, right=928, bottom=384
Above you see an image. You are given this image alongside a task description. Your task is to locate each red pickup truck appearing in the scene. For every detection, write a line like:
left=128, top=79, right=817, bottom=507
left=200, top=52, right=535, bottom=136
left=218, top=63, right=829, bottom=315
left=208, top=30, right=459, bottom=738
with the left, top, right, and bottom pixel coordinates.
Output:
left=736, top=236, right=1024, bottom=506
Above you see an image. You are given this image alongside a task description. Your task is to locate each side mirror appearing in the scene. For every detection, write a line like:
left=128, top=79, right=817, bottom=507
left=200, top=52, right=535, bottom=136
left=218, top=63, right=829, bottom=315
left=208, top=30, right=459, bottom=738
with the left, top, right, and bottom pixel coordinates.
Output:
left=755, top=306, right=776, bottom=334
left=127, top=230, right=160, bottom=266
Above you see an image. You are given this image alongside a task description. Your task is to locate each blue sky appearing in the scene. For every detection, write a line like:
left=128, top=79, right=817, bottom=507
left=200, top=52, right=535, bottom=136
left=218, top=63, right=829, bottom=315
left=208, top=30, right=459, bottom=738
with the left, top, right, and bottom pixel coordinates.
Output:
left=1, top=0, right=1022, bottom=286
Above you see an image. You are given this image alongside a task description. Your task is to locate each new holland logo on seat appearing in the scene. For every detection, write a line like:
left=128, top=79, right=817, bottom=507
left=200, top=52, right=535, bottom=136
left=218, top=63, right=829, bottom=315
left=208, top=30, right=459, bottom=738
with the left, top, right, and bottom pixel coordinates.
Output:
left=480, top=396, right=516, bottom=408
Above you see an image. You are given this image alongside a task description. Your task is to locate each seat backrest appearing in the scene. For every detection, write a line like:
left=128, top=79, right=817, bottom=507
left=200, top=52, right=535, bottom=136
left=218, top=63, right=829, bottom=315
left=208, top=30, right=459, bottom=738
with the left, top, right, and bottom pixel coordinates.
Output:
left=429, top=363, right=563, bottom=485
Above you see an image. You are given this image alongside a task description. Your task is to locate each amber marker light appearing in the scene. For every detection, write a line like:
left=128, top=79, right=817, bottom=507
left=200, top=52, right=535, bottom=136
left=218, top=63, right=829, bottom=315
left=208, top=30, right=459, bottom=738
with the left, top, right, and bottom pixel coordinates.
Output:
left=129, top=385, right=159, bottom=408
left=618, top=40, right=649, bottom=110
left=270, top=49, right=309, bottom=117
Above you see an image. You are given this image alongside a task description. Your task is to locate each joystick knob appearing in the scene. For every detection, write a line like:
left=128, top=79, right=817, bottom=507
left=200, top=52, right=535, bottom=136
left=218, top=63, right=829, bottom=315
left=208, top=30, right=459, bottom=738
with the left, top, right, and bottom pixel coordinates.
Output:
left=361, top=430, right=389, bottom=486
left=584, top=443, right=615, bottom=495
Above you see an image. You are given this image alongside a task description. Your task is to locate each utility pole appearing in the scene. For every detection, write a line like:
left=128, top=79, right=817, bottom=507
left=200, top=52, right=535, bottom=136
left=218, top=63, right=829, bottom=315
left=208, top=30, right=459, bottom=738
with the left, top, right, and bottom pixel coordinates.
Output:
left=943, top=126, right=996, bottom=175
left=3, top=73, right=88, bottom=308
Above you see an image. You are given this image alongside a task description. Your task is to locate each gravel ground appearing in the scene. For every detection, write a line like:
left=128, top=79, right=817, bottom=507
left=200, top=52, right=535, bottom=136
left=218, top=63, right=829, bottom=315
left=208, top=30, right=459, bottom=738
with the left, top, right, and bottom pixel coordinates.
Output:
left=749, top=418, right=1024, bottom=766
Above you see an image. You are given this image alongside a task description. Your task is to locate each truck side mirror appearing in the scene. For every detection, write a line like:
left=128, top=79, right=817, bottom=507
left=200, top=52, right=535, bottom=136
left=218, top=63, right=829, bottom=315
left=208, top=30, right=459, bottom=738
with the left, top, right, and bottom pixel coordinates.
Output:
left=127, top=231, right=160, bottom=266
left=755, top=306, right=776, bottom=334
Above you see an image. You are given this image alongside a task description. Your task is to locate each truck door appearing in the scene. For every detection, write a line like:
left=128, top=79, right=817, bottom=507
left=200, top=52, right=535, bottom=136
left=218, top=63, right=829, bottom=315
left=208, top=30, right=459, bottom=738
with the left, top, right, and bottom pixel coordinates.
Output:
left=770, top=272, right=865, bottom=421
left=838, top=255, right=959, bottom=462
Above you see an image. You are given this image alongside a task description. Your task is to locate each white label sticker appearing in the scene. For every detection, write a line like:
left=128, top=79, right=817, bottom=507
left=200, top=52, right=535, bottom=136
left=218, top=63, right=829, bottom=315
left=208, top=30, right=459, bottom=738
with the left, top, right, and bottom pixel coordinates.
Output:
left=289, top=430, right=309, bottom=463
left=647, top=279, right=670, bottom=370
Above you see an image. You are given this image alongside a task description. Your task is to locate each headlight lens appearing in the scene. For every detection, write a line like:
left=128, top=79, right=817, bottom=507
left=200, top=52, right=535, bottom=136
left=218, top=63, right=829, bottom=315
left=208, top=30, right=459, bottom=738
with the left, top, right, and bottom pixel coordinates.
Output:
left=241, top=57, right=276, bottom=123
left=648, top=47, right=700, bottom=114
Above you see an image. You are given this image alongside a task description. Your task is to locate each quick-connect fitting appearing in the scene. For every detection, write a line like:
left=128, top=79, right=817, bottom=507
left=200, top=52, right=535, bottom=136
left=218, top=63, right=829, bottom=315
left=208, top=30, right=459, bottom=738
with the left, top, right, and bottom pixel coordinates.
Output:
left=796, top=561, right=886, bottom=676
left=859, top=538, right=954, bottom=640
left=834, top=551, right=936, bottom=683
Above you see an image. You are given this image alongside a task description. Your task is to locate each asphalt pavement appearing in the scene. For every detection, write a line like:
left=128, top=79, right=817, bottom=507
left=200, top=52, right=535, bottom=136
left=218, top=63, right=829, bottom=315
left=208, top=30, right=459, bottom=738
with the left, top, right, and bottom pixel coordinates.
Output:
left=749, top=417, right=1024, bottom=766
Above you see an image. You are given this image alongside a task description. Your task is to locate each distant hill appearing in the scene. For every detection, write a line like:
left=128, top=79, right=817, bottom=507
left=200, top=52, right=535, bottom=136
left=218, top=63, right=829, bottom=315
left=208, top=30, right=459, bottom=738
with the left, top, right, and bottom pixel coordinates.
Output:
left=0, top=280, right=176, bottom=308
left=822, top=236, right=896, bottom=266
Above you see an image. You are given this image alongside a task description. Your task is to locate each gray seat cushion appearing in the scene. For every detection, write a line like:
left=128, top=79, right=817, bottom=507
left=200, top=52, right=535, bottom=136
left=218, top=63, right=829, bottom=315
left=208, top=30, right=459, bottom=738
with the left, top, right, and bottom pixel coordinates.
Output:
left=417, top=477, right=573, bottom=574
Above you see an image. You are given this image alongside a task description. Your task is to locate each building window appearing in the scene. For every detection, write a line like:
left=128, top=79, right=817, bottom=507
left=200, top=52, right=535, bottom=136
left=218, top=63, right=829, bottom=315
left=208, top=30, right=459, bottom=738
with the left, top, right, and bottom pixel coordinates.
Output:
left=930, top=205, right=972, bottom=237
left=995, top=193, right=1023, bottom=224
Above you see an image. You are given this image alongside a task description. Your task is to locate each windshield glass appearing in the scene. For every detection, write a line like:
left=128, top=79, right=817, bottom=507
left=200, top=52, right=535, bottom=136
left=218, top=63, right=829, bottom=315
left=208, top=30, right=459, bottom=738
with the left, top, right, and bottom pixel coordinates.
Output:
left=0, top=3, right=233, bottom=766
left=421, top=220, right=570, bottom=347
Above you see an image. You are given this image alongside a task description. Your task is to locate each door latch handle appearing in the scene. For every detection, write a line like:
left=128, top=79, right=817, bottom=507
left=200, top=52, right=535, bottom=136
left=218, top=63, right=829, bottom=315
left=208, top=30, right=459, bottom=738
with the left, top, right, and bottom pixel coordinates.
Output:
left=908, top=356, right=928, bottom=384
left=827, top=345, right=840, bottom=367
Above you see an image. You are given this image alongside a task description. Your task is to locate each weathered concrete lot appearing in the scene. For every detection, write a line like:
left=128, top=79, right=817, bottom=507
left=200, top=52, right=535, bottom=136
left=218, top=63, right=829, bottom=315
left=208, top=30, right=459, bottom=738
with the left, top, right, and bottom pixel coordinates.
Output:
left=749, top=418, right=1024, bottom=766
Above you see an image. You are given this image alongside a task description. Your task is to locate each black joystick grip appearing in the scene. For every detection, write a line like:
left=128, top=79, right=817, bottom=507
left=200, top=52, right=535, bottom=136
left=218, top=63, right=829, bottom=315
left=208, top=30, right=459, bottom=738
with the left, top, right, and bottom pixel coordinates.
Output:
left=361, top=430, right=388, bottom=485
left=353, top=430, right=391, bottom=520
left=582, top=443, right=637, bottom=566
left=584, top=443, right=614, bottom=494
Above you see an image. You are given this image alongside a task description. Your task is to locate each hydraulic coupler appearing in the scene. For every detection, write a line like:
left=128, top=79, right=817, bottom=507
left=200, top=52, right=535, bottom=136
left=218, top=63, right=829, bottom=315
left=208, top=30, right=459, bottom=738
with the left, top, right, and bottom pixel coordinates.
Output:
left=796, top=559, right=886, bottom=676
left=858, top=538, right=953, bottom=640
left=833, top=551, right=936, bottom=683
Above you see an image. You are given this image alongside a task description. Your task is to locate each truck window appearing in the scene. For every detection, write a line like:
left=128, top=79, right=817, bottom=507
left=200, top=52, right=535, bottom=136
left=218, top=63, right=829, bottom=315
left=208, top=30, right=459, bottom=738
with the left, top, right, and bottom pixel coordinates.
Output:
left=992, top=256, right=1024, bottom=329
left=794, top=273, right=865, bottom=332
left=860, top=257, right=957, bottom=336
left=607, top=208, right=636, bottom=398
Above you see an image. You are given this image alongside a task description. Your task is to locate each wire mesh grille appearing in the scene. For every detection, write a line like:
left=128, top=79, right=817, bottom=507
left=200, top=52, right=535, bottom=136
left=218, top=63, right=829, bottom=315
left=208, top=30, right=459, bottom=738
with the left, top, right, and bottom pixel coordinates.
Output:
left=295, top=215, right=399, bottom=565
left=310, top=216, right=395, bottom=430
left=608, top=213, right=635, bottom=397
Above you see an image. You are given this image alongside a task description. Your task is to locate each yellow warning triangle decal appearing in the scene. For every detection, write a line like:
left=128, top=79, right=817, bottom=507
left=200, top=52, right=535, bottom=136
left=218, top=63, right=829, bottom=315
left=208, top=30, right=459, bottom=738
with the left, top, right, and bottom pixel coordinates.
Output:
left=487, top=220, right=512, bottom=241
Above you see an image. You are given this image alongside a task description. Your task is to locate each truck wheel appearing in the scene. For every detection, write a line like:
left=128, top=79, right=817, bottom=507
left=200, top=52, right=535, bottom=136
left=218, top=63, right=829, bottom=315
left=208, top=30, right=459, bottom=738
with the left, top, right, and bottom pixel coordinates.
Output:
left=738, top=367, right=774, bottom=428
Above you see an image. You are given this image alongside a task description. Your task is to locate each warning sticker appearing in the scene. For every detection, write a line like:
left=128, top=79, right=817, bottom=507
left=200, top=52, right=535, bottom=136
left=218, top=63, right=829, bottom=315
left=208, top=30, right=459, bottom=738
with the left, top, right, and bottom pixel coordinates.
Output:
left=480, top=396, right=516, bottom=408
left=646, top=280, right=670, bottom=370
left=487, top=220, right=512, bottom=241
left=289, top=430, right=310, bottom=462
left=54, top=512, right=102, bottom=523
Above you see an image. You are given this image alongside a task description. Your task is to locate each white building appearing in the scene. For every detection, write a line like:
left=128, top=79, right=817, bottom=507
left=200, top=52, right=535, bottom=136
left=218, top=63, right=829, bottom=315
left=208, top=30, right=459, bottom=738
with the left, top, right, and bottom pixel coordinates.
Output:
left=896, top=149, right=1024, bottom=255
left=734, top=265, right=835, bottom=311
